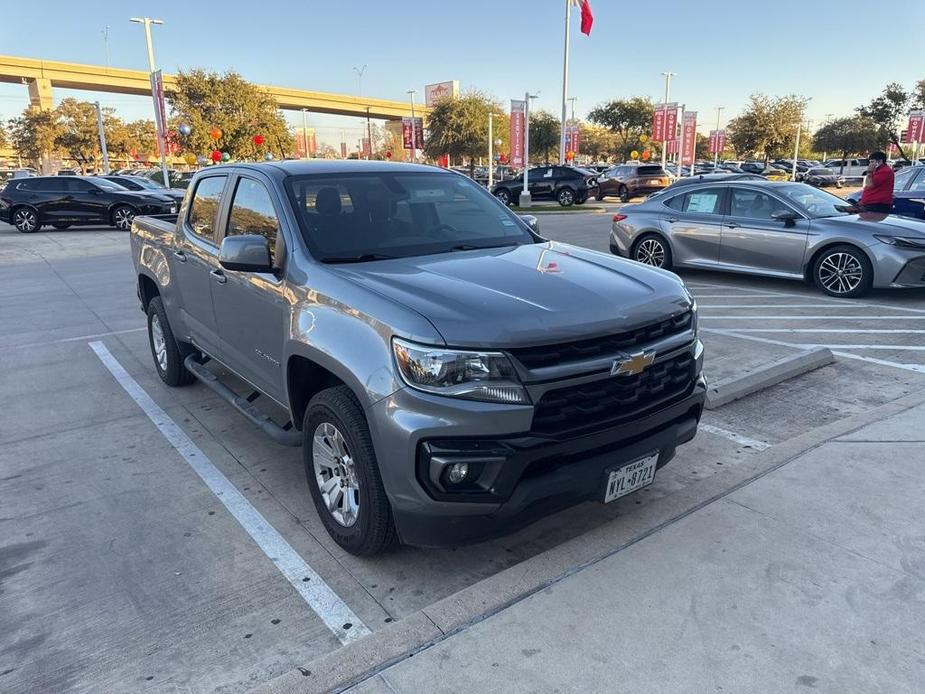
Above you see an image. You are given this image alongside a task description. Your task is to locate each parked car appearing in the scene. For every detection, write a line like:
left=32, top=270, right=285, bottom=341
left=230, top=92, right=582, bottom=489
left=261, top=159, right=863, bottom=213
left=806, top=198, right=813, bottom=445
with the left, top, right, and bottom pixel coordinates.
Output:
left=140, top=168, right=197, bottom=189
left=610, top=179, right=925, bottom=297
left=596, top=164, right=669, bottom=202
left=802, top=167, right=844, bottom=188
left=492, top=165, right=599, bottom=206
left=101, top=175, right=187, bottom=204
left=824, top=158, right=870, bottom=178
left=846, top=164, right=925, bottom=219
left=56, top=169, right=80, bottom=176
left=646, top=173, right=767, bottom=200
left=131, top=160, right=705, bottom=554
left=0, top=168, right=36, bottom=183
left=0, top=175, right=178, bottom=232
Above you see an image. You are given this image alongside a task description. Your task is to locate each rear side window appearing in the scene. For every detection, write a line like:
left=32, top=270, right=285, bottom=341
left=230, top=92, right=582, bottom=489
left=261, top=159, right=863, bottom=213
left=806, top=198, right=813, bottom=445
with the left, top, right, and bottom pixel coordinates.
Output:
left=637, top=166, right=665, bottom=176
left=227, top=178, right=281, bottom=262
left=665, top=187, right=725, bottom=215
left=21, top=178, right=57, bottom=192
left=187, top=176, right=227, bottom=243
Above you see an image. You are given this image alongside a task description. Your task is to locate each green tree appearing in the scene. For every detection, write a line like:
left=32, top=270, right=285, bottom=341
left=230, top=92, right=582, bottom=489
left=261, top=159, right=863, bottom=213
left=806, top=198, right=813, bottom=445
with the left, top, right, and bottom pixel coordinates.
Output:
left=812, top=116, right=880, bottom=168
left=422, top=91, right=506, bottom=174
left=167, top=69, right=294, bottom=161
left=914, top=79, right=925, bottom=109
left=587, top=97, right=654, bottom=159
left=579, top=122, right=617, bottom=161
left=857, top=82, right=910, bottom=159
left=118, top=119, right=158, bottom=161
left=529, top=110, right=560, bottom=164
left=55, top=98, right=110, bottom=172
left=8, top=107, right=61, bottom=170
left=0, top=121, right=7, bottom=149
left=726, top=93, right=808, bottom=162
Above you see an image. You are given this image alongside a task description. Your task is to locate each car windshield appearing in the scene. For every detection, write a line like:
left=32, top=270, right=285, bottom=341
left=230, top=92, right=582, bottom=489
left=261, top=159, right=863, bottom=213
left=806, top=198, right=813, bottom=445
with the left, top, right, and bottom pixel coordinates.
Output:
left=131, top=177, right=164, bottom=189
left=86, top=177, right=128, bottom=191
left=809, top=168, right=834, bottom=175
left=777, top=184, right=851, bottom=218
left=285, top=171, right=536, bottom=262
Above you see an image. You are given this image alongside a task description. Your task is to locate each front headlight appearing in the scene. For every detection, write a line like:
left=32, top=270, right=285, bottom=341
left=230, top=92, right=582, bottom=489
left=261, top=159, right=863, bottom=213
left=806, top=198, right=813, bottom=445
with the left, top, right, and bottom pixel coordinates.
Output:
left=873, top=235, right=925, bottom=250
left=392, top=338, right=530, bottom=404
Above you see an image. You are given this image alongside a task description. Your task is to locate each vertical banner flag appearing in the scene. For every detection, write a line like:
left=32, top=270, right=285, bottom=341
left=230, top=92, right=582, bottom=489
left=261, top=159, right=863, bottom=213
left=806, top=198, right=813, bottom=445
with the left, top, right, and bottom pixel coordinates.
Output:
left=570, top=0, right=594, bottom=35
left=340, top=141, right=348, bottom=159
left=666, top=139, right=680, bottom=155
left=510, top=99, right=526, bottom=167
left=652, top=105, right=666, bottom=142
left=566, top=126, right=580, bottom=157
left=681, top=111, right=697, bottom=166
left=908, top=110, right=925, bottom=143
left=149, top=70, right=168, bottom=147
left=710, top=129, right=726, bottom=154
left=413, top=117, right=424, bottom=151
left=401, top=118, right=414, bottom=150
left=361, top=138, right=371, bottom=158
left=664, top=105, right=679, bottom=149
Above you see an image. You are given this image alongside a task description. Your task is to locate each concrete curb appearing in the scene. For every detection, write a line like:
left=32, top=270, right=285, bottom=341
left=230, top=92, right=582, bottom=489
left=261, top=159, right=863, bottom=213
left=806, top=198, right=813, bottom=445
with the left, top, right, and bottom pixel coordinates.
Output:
left=704, top=347, right=835, bottom=410
left=254, top=388, right=925, bottom=694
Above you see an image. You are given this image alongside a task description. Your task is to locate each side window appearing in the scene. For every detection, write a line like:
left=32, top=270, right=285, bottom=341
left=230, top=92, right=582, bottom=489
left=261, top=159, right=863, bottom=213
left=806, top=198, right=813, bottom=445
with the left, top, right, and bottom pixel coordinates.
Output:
left=729, top=189, right=778, bottom=220
left=30, top=179, right=57, bottom=192
left=664, top=194, right=685, bottom=211
left=63, top=178, right=94, bottom=192
left=892, top=167, right=916, bottom=191
left=683, top=187, right=724, bottom=215
left=187, top=176, right=227, bottom=243
left=227, top=178, right=280, bottom=261
left=909, top=169, right=925, bottom=191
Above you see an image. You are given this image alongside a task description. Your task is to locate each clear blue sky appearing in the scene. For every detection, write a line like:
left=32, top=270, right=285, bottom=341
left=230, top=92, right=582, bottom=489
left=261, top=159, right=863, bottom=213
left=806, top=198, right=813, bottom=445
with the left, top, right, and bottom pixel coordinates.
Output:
left=2, top=0, right=923, bottom=146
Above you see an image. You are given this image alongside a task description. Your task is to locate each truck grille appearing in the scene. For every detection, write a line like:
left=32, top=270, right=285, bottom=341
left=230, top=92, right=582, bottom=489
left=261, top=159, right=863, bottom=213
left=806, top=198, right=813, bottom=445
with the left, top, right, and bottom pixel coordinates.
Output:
left=509, top=311, right=692, bottom=370
left=531, top=352, right=695, bottom=435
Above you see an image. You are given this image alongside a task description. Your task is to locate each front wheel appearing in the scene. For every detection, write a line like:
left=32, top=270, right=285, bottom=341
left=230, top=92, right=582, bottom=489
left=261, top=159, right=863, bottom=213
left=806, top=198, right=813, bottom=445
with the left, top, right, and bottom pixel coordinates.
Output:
left=619, top=185, right=631, bottom=203
left=835, top=180, right=844, bottom=189
left=813, top=245, right=872, bottom=298
left=303, top=386, right=397, bottom=556
left=13, top=207, right=38, bottom=233
left=632, top=233, right=673, bottom=270
left=112, top=205, right=136, bottom=231
left=557, top=188, right=575, bottom=206
left=494, top=188, right=511, bottom=206
left=146, top=296, right=196, bottom=386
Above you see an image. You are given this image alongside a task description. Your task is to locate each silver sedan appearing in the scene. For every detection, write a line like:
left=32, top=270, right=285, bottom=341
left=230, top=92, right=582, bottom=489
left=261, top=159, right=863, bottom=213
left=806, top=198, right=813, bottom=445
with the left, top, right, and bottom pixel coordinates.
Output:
left=610, top=180, right=925, bottom=297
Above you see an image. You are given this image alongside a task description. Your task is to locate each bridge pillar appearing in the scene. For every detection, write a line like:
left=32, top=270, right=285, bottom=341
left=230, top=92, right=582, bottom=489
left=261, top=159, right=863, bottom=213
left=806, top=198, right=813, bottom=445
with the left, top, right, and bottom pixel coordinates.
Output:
left=27, top=78, right=54, bottom=111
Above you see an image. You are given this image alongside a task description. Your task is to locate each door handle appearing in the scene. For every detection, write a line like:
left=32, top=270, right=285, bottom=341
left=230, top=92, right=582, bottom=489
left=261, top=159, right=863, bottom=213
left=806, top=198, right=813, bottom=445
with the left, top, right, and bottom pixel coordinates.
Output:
left=725, top=222, right=739, bottom=229
left=173, top=250, right=187, bottom=262
left=667, top=218, right=678, bottom=223
left=210, top=269, right=227, bottom=284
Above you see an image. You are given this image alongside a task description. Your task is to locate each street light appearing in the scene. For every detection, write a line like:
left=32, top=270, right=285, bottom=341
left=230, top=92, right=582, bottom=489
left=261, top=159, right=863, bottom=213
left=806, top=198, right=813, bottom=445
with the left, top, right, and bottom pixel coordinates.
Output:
left=353, top=65, right=367, bottom=96
left=130, top=17, right=169, bottom=185
left=407, top=90, right=417, bottom=163
left=713, top=106, right=725, bottom=169
left=521, top=92, right=539, bottom=207
left=792, top=97, right=813, bottom=181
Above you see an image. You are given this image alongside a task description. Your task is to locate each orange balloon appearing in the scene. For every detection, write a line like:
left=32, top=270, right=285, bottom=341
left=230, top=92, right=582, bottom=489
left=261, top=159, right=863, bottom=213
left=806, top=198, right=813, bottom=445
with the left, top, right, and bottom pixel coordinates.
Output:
left=209, top=127, right=222, bottom=140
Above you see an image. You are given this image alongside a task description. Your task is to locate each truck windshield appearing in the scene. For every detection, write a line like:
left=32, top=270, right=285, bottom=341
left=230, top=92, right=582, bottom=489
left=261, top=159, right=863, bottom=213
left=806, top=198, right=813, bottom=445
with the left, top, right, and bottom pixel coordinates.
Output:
left=284, top=172, right=536, bottom=262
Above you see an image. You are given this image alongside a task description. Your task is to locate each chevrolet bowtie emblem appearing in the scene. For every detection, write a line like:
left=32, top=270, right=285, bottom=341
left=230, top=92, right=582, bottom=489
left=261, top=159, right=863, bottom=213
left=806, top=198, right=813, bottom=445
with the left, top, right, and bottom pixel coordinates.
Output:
left=611, top=350, right=656, bottom=377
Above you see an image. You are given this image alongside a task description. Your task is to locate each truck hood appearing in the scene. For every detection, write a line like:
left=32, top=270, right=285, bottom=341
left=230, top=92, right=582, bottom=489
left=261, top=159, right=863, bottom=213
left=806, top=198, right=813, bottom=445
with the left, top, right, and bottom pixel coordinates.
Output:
left=333, top=242, right=692, bottom=348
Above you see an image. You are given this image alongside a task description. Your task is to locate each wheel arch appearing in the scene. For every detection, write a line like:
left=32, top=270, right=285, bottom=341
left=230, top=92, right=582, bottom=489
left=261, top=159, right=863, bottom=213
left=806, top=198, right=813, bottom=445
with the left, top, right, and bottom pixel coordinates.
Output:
left=109, top=201, right=139, bottom=224
left=10, top=203, right=39, bottom=222
left=137, top=272, right=160, bottom=311
left=802, top=240, right=875, bottom=284
left=630, top=229, right=673, bottom=257
left=286, top=351, right=362, bottom=432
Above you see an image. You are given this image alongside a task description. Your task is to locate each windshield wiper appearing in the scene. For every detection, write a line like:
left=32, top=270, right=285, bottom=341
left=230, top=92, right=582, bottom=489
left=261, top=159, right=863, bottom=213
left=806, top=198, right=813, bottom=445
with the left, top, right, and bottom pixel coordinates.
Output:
left=448, top=243, right=517, bottom=252
left=320, top=253, right=396, bottom=264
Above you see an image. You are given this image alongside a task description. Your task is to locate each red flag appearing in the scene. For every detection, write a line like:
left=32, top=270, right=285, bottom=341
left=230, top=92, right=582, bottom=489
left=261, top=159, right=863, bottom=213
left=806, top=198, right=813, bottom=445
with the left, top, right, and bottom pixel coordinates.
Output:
left=573, top=0, right=593, bottom=35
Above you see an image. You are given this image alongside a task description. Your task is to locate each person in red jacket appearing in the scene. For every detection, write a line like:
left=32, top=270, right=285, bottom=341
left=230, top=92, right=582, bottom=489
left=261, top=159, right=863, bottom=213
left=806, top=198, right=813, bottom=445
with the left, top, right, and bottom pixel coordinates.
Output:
left=859, top=151, right=894, bottom=213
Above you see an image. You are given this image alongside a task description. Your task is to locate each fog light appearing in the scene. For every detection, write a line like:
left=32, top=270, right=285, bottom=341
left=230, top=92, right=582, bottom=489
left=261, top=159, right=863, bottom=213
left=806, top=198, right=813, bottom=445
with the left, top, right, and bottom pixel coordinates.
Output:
left=447, top=463, right=469, bottom=485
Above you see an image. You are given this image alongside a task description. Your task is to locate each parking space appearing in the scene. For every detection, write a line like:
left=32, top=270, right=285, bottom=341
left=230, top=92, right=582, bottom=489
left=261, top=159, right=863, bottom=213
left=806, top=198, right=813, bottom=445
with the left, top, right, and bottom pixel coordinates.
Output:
left=3, top=217, right=924, bottom=692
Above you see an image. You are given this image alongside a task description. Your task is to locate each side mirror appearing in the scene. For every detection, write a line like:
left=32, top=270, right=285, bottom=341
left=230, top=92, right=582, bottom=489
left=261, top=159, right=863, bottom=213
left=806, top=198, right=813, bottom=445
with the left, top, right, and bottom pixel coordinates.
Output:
left=519, top=214, right=539, bottom=233
left=219, top=234, right=273, bottom=272
left=771, top=209, right=798, bottom=227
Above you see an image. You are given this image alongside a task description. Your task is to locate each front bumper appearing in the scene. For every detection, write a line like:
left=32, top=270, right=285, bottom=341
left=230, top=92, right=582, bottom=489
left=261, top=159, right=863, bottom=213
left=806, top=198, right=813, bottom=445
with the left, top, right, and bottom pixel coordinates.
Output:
left=367, top=367, right=706, bottom=548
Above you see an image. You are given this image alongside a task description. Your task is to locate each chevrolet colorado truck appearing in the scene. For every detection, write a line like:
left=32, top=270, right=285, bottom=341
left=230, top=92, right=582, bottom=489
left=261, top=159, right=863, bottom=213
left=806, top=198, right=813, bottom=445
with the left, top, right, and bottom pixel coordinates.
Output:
left=130, top=161, right=705, bottom=555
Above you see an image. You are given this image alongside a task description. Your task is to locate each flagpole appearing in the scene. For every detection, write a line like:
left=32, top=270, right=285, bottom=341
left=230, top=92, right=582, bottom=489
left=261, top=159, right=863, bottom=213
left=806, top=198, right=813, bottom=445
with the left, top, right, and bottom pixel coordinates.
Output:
left=559, top=0, right=571, bottom=165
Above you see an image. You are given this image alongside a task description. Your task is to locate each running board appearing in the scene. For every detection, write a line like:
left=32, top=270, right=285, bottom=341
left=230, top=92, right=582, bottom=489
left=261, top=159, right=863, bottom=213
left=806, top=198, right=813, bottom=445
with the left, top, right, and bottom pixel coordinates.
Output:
left=183, top=355, right=302, bottom=447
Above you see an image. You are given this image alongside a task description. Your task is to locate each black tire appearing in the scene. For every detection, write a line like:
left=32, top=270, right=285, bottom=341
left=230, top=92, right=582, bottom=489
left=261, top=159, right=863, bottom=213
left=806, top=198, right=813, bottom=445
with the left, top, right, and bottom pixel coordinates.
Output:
left=303, top=386, right=397, bottom=556
left=575, top=195, right=587, bottom=205
left=595, top=192, right=605, bottom=201
left=494, top=188, right=511, bottom=206
left=835, top=180, right=844, bottom=189
left=557, top=187, right=576, bottom=207
left=619, top=185, right=631, bottom=203
left=632, top=233, right=673, bottom=270
left=812, top=245, right=872, bottom=298
left=146, top=296, right=196, bottom=386
left=52, top=223, right=71, bottom=230
left=12, top=206, right=39, bottom=233
left=112, top=205, right=137, bottom=231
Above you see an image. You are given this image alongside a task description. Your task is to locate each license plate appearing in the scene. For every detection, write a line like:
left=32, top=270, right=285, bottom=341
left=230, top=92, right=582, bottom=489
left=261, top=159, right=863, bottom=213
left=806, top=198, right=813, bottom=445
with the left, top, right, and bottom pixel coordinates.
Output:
left=603, top=452, right=658, bottom=503
left=648, top=179, right=662, bottom=185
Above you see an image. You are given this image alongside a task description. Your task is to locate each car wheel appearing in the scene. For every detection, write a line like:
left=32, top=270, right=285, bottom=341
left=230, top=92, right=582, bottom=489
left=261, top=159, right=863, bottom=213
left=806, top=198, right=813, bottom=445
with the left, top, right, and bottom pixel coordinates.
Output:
left=575, top=195, right=587, bottom=205
left=557, top=188, right=575, bottom=207
left=52, top=223, right=71, bottom=229
left=632, top=234, right=673, bottom=270
left=813, top=245, right=872, bottom=298
left=304, top=385, right=397, bottom=556
left=835, top=180, right=843, bottom=189
left=494, top=188, right=511, bottom=206
left=595, top=192, right=604, bottom=201
left=619, top=185, right=631, bottom=203
left=12, top=207, right=38, bottom=233
left=112, top=205, right=136, bottom=231
left=147, top=296, right=196, bottom=386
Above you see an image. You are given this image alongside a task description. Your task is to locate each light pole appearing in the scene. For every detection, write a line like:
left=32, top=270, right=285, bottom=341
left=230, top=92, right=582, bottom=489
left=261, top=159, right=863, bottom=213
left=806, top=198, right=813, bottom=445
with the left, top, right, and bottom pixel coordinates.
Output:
left=301, top=108, right=309, bottom=158
left=353, top=65, right=367, bottom=97
left=660, top=71, right=675, bottom=173
left=130, top=17, right=169, bottom=186
left=366, top=106, right=372, bottom=160
left=713, top=106, right=724, bottom=169
left=792, top=98, right=812, bottom=180
left=407, top=90, right=417, bottom=163
left=521, top=92, right=539, bottom=207
left=102, top=25, right=111, bottom=67
left=95, top=101, right=110, bottom=174
left=488, top=113, right=503, bottom=188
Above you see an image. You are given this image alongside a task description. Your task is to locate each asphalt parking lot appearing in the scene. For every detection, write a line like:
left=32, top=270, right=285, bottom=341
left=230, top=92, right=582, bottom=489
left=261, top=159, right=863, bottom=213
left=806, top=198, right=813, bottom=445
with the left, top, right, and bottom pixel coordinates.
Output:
left=2, top=215, right=924, bottom=692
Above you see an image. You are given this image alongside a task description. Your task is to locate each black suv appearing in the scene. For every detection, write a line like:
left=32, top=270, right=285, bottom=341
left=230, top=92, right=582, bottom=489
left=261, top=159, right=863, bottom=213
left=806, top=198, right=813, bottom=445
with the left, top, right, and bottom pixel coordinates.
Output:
left=0, top=176, right=177, bottom=233
left=597, top=164, right=669, bottom=202
left=491, top=166, right=598, bottom=206
left=101, top=175, right=186, bottom=204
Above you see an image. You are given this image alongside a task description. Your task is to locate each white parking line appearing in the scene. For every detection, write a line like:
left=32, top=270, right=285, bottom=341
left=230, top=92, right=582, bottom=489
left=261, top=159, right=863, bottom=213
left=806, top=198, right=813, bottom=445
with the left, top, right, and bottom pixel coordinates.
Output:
left=723, top=329, right=925, bottom=334
left=701, top=315, right=925, bottom=320
left=698, top=304, right=877, bottom=309
left=88, top=341, right=371, bottom=646
left=11, top=327, right=146, bottom=350
left=699, top=424, right=770, bottom=451
left=832, top=351, right=925, bottom=374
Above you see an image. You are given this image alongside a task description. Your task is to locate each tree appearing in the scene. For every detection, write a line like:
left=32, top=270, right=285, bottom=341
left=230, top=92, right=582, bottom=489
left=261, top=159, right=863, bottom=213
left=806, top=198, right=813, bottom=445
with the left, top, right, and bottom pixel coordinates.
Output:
left=0, top=121, right=7, bottom=149
left=422, top=91, right=506, bottom=174
left=588, top=97, right=654, bottom=159
left=726, top=93, right=808, bottom=162
left=167, top=69, right=294, bottom=160
left=812, top=116, right=880, bottom=167
left=115, top=119, right=157, bottom=161
left=694, top=133, right=712, bottom=161
left=8, top=107, right=61, bottom=170
left=857, top=82, right=910, bottom=159
left=914, top=79, right=925, bottom=109
left=55, top=98, right=106, bottom=172
left=578, top=122, right=617, bottom=161
left=529, top=110, right=560, bottom=164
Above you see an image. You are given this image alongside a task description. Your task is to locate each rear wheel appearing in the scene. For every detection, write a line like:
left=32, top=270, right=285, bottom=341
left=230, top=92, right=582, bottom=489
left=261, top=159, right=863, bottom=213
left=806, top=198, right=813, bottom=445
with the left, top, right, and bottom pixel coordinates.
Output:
left=494, top=188, right=511, bottom=206
left=619, top=185, right=631, bottom=203
left=146, top=296, right=196, bottom=386
left=557, top=188, right=576, bottom=207
left=303, top=386, right=397, bottom=556
left=112, top=205, right=136, bottom=231
left=12, top=207, right=38, bottom=233
left=632, top=233, right=673, bottom=270
left=813, top=245, right=872, bottom=298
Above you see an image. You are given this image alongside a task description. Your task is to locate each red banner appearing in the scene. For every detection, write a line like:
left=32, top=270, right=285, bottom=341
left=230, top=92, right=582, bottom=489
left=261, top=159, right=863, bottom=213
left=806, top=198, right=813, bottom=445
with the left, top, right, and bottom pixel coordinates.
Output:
left=510, top=99, right=526, bottom=167
left=664, top=106, right=679, bottom=148
left=908, top=111, right=925, bottom=143
left=361, top=138, right=371, bottom=158
left=413, top=117, right=424, bottom=150
left=401, top=117, right=414, bottom=150
left=666, top=139, right=680, bottom=155
left=709, top=129, right=726, bottom=154
left=652, top=105, right=666, bottom=142
left=681, top=111, right=697, bottom=166
left=565, top=125, right=580, bottom=158
left=340, top=141, right=347, bottom=158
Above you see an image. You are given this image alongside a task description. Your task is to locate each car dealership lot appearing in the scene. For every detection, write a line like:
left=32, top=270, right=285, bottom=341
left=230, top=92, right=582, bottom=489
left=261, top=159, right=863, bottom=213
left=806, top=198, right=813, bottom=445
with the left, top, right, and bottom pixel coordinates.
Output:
left=2, top=219, right=924, bottom=692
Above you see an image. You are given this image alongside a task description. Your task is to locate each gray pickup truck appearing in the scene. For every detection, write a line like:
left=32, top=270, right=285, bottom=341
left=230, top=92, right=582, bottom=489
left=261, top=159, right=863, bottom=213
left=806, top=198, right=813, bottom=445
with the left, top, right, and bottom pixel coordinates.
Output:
left=131, top=161, right=705, bottom=555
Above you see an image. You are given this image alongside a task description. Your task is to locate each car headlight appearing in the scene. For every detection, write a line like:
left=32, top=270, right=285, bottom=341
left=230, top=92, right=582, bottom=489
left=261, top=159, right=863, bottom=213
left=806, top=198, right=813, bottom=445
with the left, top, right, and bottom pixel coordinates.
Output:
left=392, top=338, right=529, bottom=404
left=873, top=235, right=925, bottom=249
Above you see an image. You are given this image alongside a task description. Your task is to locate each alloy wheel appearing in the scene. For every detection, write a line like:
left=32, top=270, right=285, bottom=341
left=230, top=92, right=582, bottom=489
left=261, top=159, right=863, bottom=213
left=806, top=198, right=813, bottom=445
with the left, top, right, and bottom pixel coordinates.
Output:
left=14, top=208, right=37, bottom=232
left=150, top=314, right=168, bottom=372
left=312, top=422, right=360, bottom=527
left=558, top=189, right=574, bottom=206
left=636, top=238, right=666, bottom=267
left=114, top=207, right=135, bottom=230
left=817, top=252, right=863, bottom=295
